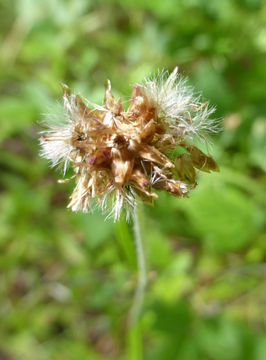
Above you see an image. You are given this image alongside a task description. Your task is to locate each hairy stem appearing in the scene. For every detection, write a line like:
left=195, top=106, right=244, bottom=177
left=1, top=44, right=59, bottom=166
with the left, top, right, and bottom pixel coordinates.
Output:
left=129, top=203, right=147, bottom=325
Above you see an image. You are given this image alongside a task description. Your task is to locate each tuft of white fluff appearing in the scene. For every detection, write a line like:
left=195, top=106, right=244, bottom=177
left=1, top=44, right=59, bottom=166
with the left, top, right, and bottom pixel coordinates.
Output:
left=39, top=91, right=83, bottom=174
left=141, top=67, right=219, bottom=139
left=39, top=123, right=74, bottom=175
left=100, top=186, right=137, bottom=222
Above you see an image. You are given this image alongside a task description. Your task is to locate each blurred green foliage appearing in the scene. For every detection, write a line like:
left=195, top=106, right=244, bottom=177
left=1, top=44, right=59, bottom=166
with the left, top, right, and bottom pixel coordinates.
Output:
left=0, top=0, right=266, bottom=359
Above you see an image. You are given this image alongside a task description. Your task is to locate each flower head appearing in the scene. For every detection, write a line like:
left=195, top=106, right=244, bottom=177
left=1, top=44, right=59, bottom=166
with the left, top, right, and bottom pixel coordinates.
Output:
left=40, top=68, right=219, bottom=221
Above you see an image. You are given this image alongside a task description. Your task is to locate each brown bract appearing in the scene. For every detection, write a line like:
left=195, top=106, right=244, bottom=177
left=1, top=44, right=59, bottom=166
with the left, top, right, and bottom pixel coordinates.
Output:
left=40, top=70, right=219, bottom=220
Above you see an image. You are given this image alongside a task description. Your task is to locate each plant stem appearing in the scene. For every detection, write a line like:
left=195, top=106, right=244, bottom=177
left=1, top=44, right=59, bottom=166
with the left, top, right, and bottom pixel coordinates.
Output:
left=128, top=203, right=147, bottom=325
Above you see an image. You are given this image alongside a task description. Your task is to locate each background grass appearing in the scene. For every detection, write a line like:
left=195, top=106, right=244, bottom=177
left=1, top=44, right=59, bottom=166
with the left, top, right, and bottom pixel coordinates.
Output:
left=0, top=0, right=265, bottom=359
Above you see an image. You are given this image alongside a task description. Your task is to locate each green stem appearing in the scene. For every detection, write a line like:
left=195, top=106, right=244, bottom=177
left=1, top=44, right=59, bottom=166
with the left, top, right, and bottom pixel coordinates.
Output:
left=128, top=203, right=147, bottom=325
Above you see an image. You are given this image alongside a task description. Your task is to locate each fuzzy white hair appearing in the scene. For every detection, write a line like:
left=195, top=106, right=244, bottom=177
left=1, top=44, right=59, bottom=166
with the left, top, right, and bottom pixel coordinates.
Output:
left=141, top=67, right=219, bottom=139
left=39, top=124, right=74, bottom=175
left=100, top=186, right=137, bottom=222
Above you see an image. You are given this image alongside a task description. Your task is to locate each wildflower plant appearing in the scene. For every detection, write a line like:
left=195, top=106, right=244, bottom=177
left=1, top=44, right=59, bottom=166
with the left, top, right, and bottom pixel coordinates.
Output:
left=40, top=67, right=219, bottom=222
left=40, top=67, right=219, bottom=323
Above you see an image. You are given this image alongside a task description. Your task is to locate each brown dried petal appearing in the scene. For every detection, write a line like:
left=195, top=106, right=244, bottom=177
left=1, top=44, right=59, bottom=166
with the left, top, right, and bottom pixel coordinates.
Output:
left=134, top=187, right=157, bottom=205
left=175, top=153, right=197, bottom=185
left=140, top=119, right=156, bottom=142
left=130, top=167, right=150, bottom=189
left=128, top=85, right=143, bottom=112
left=112, top=159, right=134, bottom=185
left=75, top=95, right=91, bottom=118
left=60, top=82, right=71, bottom=96
left=111, top=148, right=134, bottom=186
left=153, top=178, right=186, bottom=197
left=138, top=144, right=174, bottom=168
left=187, top=145, right=219, bottom=172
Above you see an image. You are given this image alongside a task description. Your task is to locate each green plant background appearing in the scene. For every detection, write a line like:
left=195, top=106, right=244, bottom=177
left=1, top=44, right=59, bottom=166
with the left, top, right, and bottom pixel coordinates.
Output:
left=0, top=0, right=265, bottom=359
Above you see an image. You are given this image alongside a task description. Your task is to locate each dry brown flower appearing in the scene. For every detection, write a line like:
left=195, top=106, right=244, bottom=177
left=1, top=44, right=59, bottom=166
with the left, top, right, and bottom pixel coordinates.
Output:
left=40, top=68, right=219, bottom=221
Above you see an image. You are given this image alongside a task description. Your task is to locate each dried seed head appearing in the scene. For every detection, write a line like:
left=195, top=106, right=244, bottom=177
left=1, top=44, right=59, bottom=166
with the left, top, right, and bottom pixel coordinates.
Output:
left=40, top=68, right=219, bottom=221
